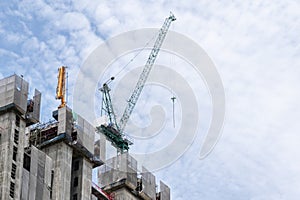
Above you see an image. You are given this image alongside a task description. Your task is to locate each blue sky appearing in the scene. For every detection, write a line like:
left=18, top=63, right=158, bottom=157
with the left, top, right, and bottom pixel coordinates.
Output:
left=1, top=1, right=300, bottom=199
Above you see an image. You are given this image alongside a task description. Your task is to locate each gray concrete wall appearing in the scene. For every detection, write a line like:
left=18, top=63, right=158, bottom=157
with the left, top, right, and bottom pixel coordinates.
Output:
left=28, top=147, right=38, bottom=200
left=21, top=146, right=53, bottom=200
left=113, top=187, right=142, bottom=200
left=91, top=194, right=98, bottom=200
left=21, top=169, right=29, bottom=200
left=0, top=75, right=28, bottom=113
left=73, top=112, right=95, bottom=153
left=81, top=158, right=93, bottom=200
left=71, top=155, right=94, bottom=200
left=25, top=89, right=41, bottom=125
left=71, top=157, right=82, bottom=200
left=57, top=107, right=95, bottom=154
left=141, top=167, right=156, bottom=199
left=94, top=133, right=107, bottom=166
left=0, top=113, right=11, bottom=199
left=43, top=142, right=73, bottom=200
left=99, top=133, right=106, bottom=161
left=0, top=75, right=40, bottom=200
left=98, top=153, right=137, bottom=189
left=159, top=181, right=170, bottom=200
left=0, top=111, right=26, bottom=200
left=57, top=106, right=73, bottom=136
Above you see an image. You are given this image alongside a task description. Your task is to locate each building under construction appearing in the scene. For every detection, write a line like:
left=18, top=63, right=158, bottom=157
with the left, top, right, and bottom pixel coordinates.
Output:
left=0, top=74, right=170, bottom=200
left=0, top=12, right=175, bottom=200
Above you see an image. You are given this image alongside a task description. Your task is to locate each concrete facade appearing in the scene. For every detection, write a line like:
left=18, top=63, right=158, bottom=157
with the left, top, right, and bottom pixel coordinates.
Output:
left=21, top=146, right=53, bottom=200
left=99, top=153, right=137, bottom=189
left=43, top=142, right=73, bottom=199
left=98, top=153, right=170, bottom=200
left=158, top=181, right=170, bottom=200
left=0, top=112, right=25, bottom=200
left=0, top=75, right=40, bottom=200
left=29, top=106, right=106, bottom=200
left=0, top=74, right=171, bottom=200
left=71, top=157, right=93, bottom=200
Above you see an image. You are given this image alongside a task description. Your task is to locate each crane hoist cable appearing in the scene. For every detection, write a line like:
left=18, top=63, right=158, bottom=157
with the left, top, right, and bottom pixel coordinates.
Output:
left=171, top=96, right=176, bottom=128
left=113, top=33, right=157, bottom=79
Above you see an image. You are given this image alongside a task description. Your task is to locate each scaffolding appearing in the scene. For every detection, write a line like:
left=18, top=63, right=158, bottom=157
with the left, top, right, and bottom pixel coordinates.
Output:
left=29, top=120, right=58, bottom=147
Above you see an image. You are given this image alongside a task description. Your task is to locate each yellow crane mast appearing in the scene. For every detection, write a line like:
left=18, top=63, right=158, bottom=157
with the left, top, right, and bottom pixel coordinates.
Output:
left=56, top=66, right=66, bottom=108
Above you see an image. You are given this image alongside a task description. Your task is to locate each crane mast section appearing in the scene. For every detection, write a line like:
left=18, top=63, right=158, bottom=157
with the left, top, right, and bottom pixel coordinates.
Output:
left=56, top=66, right=66, bottom=108
left=101, top=84, right=119, bottom=130
left=118, top=13, right=176, bottom=133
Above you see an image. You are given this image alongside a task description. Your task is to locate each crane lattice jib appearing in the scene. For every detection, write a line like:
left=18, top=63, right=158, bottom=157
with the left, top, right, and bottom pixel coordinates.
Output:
left=118, top=12, right=176, bottom=133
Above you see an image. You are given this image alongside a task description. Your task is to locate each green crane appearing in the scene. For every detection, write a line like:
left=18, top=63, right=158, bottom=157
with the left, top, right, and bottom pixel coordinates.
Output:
left=97, top=12, right=176, bottom=153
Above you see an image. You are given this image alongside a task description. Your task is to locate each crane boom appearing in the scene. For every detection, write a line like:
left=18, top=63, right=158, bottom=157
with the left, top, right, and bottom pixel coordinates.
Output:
left=118, top=12, right=176, bottom=133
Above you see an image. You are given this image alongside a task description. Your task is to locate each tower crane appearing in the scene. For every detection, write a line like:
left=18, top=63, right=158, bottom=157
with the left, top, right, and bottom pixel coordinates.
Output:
left=97, top=12, right=176, bottom=153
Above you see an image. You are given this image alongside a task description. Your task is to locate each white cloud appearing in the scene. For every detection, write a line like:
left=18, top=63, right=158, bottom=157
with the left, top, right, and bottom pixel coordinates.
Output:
left=54, top=12, right=91, bottom=31
left=97, top=16, right=120, bottom=35
left=94, top=3, right=112, bottom=22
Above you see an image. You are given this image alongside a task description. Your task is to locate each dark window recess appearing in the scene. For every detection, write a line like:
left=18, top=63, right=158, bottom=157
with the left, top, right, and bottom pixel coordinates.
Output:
left=14, top=129, right=19, bottom=144
left=13, top=146, right=18, bottom=161
left=11, top=163, right=16, bottom=179
left=74, top=160, right=79, bottom=171
left=15, top=115, right=20, bottom=127
left=50, top=170, right=54, bottom=199
left=71, top=132, right=77, bottom=142
left=27, top=99, right=34, bottom=112
left=23, top=153, right=31, bottom=171
left=9, top=182, right=15, bottom=198
left=156, top=192, right=161, bottom=200
left=72, top=194, right=78, bottom=200
left=136, top=178, right=143, bottom=192
left=74, top=177, right=78, bottom=187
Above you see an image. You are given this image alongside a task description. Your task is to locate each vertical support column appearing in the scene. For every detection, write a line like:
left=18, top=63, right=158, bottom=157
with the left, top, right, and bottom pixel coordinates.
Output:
left=99, top=133, right=106, bottom=162
left=0, top=75, right=40, bottom=200
left=159, top=181, right=170, bottom=200
left=0, top=113, right=11, bottom=199
left=43, top=142, right=73, bottom=200
left=71, top=157, right=93, bottom=200
left=0, top=113, right=24, bottom=199
left=0, top=112, right=26, bottom=200
left=81, top=159, right=93, bottom=200
left=142, top=166, right=156, bottom=199
left=21, top=146, right=53, bottom=200
left=57, top=106, right=73, bottom=136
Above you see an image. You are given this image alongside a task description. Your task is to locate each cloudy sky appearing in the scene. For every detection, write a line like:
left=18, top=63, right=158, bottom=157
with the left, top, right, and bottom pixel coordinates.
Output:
left=1, top=0, right=300, bottom=199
